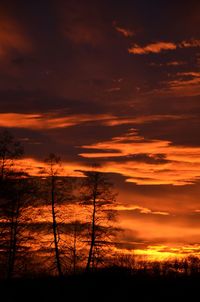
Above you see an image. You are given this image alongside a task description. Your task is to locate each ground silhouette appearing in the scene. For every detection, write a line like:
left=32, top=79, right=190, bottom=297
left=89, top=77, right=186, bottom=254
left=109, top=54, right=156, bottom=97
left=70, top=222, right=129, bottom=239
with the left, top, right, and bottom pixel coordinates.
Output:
left=1, top=267, right=199, bottom=302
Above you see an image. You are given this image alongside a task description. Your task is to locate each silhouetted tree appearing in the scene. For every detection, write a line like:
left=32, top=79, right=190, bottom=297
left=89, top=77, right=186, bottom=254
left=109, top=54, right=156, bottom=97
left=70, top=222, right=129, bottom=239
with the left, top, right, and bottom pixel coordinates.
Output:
left=0, top=130, right=24, bottom=264
left=112, top=253, right=136, bottom=272
left=0, top=130, right=23, bottom=181
left=152, top=261, right=161, bottom=276
left=67, top=220, right=86, bottom=274
left=0, top=131, right=36, bottom=278
left=182, top=258, right=189, bottom=275
left=5, top=176, right=37, bottom=279
left=80, top=168, right=117, bottom=271
left=44, top=153, right=64, bottom=277
left=188, top=256, right=200, bottom=275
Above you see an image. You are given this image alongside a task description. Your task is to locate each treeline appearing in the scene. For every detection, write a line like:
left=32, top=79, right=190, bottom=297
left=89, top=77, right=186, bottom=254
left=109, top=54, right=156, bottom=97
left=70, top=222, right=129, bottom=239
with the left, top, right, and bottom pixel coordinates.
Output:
left=0, top=130, right=118, bottom=279
left=110, top=254, right=200, bottom=277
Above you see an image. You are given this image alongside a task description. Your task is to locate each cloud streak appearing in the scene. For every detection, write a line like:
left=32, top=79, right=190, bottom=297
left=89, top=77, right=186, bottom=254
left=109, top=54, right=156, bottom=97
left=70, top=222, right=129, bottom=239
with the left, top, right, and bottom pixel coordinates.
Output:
left=113, top=22, right=135, bottom=37
left=129, top=42, right=177, bottom=54
left=128, top=39, right=200, bottom=55
left=0, top=113, right=189, bottom=130
left=115, top=204, right=169, bottom=216
left=79, top=129, right=200, bottom=185
left=0, top=112, right=114, bottom=129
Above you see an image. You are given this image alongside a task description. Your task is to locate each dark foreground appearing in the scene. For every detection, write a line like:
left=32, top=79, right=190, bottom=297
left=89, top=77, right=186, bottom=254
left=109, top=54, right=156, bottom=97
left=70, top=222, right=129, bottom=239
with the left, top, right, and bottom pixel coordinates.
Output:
left=1, top=269, right=199, bottom=302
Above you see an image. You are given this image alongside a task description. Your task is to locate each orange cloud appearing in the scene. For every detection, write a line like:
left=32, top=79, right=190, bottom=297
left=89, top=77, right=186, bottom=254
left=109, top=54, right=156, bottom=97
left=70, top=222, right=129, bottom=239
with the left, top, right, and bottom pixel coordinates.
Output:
left=128, top=42, right=177, bottom=54
left=129, top=39, right=200, bottom=55
left=0, top=113, right=187, bottom=130
left=113, top=22, right=135, bottom=37
left=102, top=160, right=200, bottom=186
left=16, top=158, right=85, bottom=177
left=179, top=39, right=200, bottom=48
left=133, top=244, right=200, bottom=261
left=79, top=129, right=200, bottom=185
left=2, top=113, right=200, bottom=185
left=0, top=112, right=115, bottom=129
left=115, top=204, right=169, bottom=215
left=119, top=215, right=200, bottom=244
left=103, top=114, right=188, bottom=126
left=161, top=71, right=200, bottom=97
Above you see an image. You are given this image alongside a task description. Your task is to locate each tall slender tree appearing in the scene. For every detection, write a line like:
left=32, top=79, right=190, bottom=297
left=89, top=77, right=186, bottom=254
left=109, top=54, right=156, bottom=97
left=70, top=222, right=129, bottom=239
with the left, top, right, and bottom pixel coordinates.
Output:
left=67, top=219, right=86, bottom=274
left=44, top=154, right=63, bottom=277
left=80, top=169, right=117, bottom=272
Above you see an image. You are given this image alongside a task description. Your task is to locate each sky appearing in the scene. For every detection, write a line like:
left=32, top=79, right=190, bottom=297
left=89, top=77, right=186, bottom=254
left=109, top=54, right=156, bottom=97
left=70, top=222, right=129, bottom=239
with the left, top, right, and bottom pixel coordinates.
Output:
left=1, top=0, right=200, bottom=259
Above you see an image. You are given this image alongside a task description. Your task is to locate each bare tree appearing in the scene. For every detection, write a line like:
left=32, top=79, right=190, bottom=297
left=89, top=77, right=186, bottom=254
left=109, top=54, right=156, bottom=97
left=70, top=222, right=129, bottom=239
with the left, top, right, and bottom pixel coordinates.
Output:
left=80, top=168, right=117, bottom=272
left=0, top=131, right=24, bottom=264
left=67, top=220, right=86, bottom=274
left=5, top=176, right=37, bottom=279
left=0, top=130, right=35, bottom=279
left=0, top=130, right=23, bottom=181
left=71, top=220, right=79, bottom=274
left=43, top=154, right=65, bottom=277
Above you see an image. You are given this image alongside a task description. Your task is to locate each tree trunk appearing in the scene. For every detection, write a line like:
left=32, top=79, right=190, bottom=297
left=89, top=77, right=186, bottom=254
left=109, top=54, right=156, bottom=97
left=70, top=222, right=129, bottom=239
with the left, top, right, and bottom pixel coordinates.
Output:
left=7, top=210, right=15, bottom=279
left=86, top=190, right=96, bottom=272
left=73, top=224, right=77, bottom=274
left=51, top=176, right=62, bottom=277
left=7, top=198, right=20, bottom=279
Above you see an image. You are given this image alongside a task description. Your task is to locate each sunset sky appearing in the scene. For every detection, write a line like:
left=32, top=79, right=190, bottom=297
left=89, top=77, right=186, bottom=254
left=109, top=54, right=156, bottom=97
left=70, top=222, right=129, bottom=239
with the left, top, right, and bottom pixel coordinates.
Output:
left=1, top=0, right=200, bottom=259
